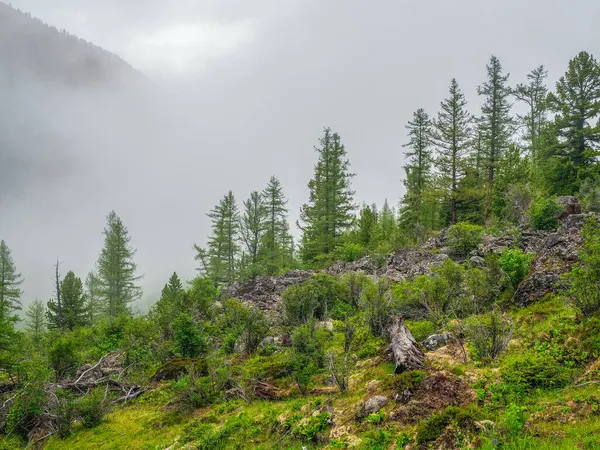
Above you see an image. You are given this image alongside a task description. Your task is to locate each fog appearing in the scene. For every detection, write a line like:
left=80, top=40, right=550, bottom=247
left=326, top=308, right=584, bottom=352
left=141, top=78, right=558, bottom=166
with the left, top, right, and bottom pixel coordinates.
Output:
left=1, top=0, right=599, bottom=311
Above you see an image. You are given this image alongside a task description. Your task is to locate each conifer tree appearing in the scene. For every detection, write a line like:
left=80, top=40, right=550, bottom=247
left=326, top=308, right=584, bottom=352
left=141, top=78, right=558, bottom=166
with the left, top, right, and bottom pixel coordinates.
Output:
left=25, top=300, right=46, bottom=335
left=376, top=200, right=397, bottom=245
left=259, top=176, right=292, bottom=275
left=298, top=128, right=355, bottom=265
left=401, top=109, right=433, bottom=227
left=195, top=191, right=240, bottom=283
left=514, top=65, right=548, bottom=165
left=84, top=271, right=102, bottom=324
left=152, top=272, right=185, bottom=339
left=478, top=56, right=514, bottom=222
left=546, top=51, right=600, bottom=194
left=96, top=211, right=143, bottom=318
left=356, top=204, right=378, bottom=248
left=48, top=271, right=87, bottom=330
left=0, top=240, right=23, bottom=323
left=240, top=191, right=267, bottom=277
left=434, top=79, right=473, bottom=225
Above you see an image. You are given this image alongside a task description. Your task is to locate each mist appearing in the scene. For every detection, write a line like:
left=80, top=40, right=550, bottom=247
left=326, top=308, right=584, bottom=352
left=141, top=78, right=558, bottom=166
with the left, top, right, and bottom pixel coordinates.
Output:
left=1, top=0, right=599, bottom=312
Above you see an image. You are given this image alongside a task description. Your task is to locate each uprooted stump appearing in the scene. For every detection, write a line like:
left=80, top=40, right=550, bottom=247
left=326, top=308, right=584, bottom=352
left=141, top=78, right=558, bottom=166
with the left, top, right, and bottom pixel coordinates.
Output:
left=386, top=316, right=425, bottom=373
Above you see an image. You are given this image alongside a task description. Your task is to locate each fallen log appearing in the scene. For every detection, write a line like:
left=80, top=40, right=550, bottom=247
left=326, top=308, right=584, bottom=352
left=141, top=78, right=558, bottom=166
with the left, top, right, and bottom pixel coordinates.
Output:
left=386, top=316, right=425, bottom=373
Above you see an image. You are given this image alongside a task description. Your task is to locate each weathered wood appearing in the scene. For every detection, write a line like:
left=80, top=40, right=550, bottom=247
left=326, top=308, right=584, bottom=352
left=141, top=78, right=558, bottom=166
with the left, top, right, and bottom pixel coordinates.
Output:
left=386, top=316, right=425, bottom=373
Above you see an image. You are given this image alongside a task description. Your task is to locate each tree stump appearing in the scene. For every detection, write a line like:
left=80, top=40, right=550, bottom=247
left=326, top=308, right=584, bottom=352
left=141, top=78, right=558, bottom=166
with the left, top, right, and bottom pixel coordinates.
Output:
left=386, top=316, right=425, bottom=373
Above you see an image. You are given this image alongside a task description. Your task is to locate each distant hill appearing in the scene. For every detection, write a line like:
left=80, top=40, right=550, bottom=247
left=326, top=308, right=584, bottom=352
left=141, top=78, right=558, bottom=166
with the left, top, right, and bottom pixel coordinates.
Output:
left=0, top=2, right=143, bottom=87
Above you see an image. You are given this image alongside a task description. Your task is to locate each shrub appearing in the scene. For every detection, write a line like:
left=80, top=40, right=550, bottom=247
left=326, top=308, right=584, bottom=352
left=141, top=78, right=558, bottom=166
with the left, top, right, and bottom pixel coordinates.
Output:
left=341, top=271, right=372, bottom=309
left=173, top=313, right=207, bottom=358
left=173, top=363, right=233, bottom=410
left=362, top=278, right=392, bottom=338
left=291, top=322, right=328, bottom=394
left=6, top=382, right=46, bottom=439
left=502, top=352, right=572, bottom=390
left=446, top=222, right=484, bottom=257
left=48, top=335, right=80, bottom=381
left=529, top=196, right=561, bottom=230
left=498, top=248, right=535, bottom=287
left=55, top=389, right=74, bottom=438
left=415, top=406, right=478, bottom=444
left=292, top=411, right=331, bottom=442
left=334, top=242, right=365, bottom=263
left=565, top=217, right=600, bottom=316
left=579, top=177, right=600, bottom=213
left=76, top=386, right=108, bottom=428
left=462, top=309, right=513, bottom=361
left=282, top=274, right=350, bottom=325
left=405, top=321, right=435, bottom=342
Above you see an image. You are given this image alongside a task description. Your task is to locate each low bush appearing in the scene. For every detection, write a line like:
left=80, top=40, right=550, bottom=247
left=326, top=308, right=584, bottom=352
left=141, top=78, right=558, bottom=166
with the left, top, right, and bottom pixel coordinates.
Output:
left=415, top=405, right=479, bottom=444
left=445, top=222, right=484, bottom=257
left=502, top=352, right=572, bottom=390
left=405, top=320, right=436, bottom=342
left=498, top=248, right=535, bottom=287
left=76, top=386, right=108, bottom=429
left=463, top=309, right=513, bottom=361
left=529, top=196, right=561, bottom=230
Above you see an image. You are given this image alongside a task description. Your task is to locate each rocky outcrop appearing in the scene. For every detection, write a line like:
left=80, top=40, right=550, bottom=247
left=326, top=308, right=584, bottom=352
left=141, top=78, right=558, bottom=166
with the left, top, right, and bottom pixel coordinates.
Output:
left=423, top=334, right=454, bottom=351
left=223, top=250, right=448, bottom=318
left=356, top=395, right=388, bottom=419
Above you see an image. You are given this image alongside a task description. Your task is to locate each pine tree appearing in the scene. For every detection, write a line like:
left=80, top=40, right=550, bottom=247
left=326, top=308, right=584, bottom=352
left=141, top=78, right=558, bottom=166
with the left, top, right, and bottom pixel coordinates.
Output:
left=0, top=240, right=23, bottom=323
left=376, top=199, right=397, bottom=245
left=25, top=300, right=46, bottom=334
left=298, top=128, right=355, bottom=265
left=259, top=176, right=292, bottom=275
left=356, top=204, right=378, bottom=248
left=478, top=56, right=514, bottom=222
left=84, top=271, right=102, bottom=324
left=401, top=109, right=433, bottom=227
left=152, top=272, right=185, bottom=339
left=195, top=191, right=240, bottom=284
left=96, top=211, right=143, bottom=318
left=546, top=51, right=600, bottom=194
left=48, top=271, right=87, bottom=330
left=514, top=65, right=548, bottom=165
left=240, top=191, right=267, bottom=278
left=433, top=79, right=473, bottom=225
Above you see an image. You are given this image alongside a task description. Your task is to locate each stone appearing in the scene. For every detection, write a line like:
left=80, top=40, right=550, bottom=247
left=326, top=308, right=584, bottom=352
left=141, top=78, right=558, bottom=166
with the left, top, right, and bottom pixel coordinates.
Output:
left=557, top=196, right=581, bottom=218
left=356, top=395, right=388, bottom=419
left=316, top=320, right=334, bottom=332
left=422, top=334, right=454, bottom=351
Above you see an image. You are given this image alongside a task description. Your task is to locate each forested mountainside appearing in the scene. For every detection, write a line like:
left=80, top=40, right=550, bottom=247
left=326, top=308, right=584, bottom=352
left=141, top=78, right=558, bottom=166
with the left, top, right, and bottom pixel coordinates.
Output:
left=0, top=2, right=140, bottom=86
left=2, top=5, right=600, bottom=448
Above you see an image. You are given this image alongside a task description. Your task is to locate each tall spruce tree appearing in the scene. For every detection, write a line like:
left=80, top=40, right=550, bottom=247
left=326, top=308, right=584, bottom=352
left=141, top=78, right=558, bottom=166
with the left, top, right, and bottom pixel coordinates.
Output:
left=240, top=191, right=267, bottom=277
left=298, top=128, right=355, bottom=265
left=195, top=191, right=240, bottom=284
left=151, top=272, right=185, bottom=339
left=546, top=51, right=600, bottom=194
left=401, top=109, right=433, bottom=228
left=478, top=55, right=514, bottom=222
left=433, top=79, right=473, bottom=225
left=48, top=271, right=87, bottom=330
left=0, top=240, right=23, bottom=323
left=25, top=300, right=46, bottom=335
left=259, top=176, right=292, bottom=275
left=96, top=211, right=143, bottom=318
left=356, top=204, right=378, bottom=248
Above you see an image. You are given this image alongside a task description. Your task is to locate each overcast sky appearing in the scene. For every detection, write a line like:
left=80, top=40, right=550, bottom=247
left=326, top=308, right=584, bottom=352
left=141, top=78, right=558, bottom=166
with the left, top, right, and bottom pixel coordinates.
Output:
left=2, top=0, right=599, bottom=311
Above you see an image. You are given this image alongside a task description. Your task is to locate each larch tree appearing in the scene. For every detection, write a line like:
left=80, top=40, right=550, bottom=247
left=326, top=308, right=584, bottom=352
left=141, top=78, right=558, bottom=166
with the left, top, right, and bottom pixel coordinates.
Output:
left=96, top=211, right=143, bottom=318
left=477, top=55, right=514, bottom=222
left=195, top=191, right=240, bottom=284
left=84, top=271, right=102, bottom=324
left=151, top=272, right=185, bottom=339
left=546, top=51, right=600, bottom=194
left=434, top=79, right=473, bottom=225
left=0, top=240, right=23, bottom=323
left=514, top=65, right=548, bottom=165
left=259, top=176, right=292, bottom=275
left=25, top=300, right=46, bottom=335
left=48, top=270, right=87, bottom=330
left=298, top=128, right=355, bottom=266
left=401, top=108, right=433, bottom=228
left=240, top=190, right=267, bottom=278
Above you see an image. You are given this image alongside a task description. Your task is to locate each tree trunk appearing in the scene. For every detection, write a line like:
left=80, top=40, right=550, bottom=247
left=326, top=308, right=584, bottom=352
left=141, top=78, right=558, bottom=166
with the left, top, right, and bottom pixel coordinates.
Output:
left=386, top=316, right=425, bottom=373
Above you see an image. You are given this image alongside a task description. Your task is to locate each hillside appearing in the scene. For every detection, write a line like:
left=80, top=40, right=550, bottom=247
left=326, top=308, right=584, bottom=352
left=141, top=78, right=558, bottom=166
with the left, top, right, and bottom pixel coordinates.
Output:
left=0, top=2, right=141, bottom=86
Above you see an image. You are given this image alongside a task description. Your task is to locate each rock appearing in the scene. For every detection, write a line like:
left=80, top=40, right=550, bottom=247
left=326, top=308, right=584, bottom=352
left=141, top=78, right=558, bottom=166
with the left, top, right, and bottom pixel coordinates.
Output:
left=422, top=334, right=454, bottom=351
left=386, top=316, right=425, bottom=373
left=365, top=379, right=380, bottom=394
left=258, top=336, right=277, bottom=350
left=356, top=395, right=388, bottom=419
left=316, top=320, right=334, bottom=332
left=557, top=196, right=581, bottom=218
left=469, top=255, right=486, bottom=267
